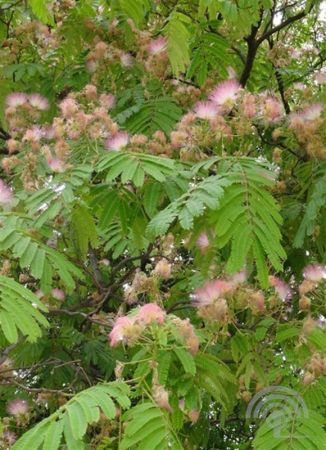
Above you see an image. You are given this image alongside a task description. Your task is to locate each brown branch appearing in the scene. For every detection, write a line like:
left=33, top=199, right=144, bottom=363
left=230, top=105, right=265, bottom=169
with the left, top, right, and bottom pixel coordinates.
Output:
left=166, top=300, right=193, bottom=313
left=231, top=45, right=246, bottom=64
left=239, top=9, right=264, bottom=87
left=255, top=126, right=306, bottom=161
left=240, top=4, right=315, bottom=87
left=274, top=68, right=290, bottom=113
left=1, top=379, right=76, bottom=397
left=0, top=342, right=19, bottom=366
left=268, top=38, right=290, bottom=114
left=0, top=126, right=11, bottom=141
left=256, top=9, right=307, bottom=45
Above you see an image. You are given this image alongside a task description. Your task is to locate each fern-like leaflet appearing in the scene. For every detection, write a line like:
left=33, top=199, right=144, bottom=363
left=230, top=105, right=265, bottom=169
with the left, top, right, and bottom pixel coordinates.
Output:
left=12, top=381, right=130, bottom=450
left=96, top=151, right=176, bottom=187
left=0, top=275, right=48, bottom=343
left=120, top=402, right=183, bottom=450
left=253, top=409, right=326, bottom=450
left=165, top=12, right=190, bottom=76
left=294, top=162, right=326, bottom=250
left=0, top=215, right=83, bottom=292
left=147, top=175, right=230, bottom=236
left=124, top=97, right=182, bottom=136
left=212, top=159, right=286, bottom=286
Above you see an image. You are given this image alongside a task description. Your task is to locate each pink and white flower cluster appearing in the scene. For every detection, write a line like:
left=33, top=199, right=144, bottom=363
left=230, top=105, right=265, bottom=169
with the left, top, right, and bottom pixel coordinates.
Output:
left=0, top=179, right=13, bottom=206
left=109, top=303, right=166, bottom=347
left=6, top=92, right=49, bottom=111
left=268, top=275, right=292, bottom=301
left=299, top=264, right=326, bottom=304
left=105, top=131, right=129, bottom=151
left=193, top=272, right=247, bottom=322
left=7, top=399, right=29, bottom=416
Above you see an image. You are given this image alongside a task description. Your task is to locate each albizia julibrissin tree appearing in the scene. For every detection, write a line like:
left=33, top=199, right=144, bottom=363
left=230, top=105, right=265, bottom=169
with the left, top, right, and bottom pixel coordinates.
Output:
left=0, top=0, right=325, bottom=449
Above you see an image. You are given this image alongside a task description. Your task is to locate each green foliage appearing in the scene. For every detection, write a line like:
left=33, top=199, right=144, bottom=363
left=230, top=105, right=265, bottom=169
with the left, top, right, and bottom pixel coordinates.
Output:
left=0, top=216, right=83, bottom=293
left=294, top=162, right=326, bottom=250
left=0, top=275, right=48, bottom=343
left=120, top=402, right=183, bottom=450
left=118, top=0, right=151, bottom=26
left=71, top=205, right=98, bottom=260
left=0, top=1, right=325, bottom=449
left=147, top=175, right=230, bottom=235
left=165, top=12, right=190, bottom=76
left=195, top=353, right=236, bottom=412
left=96, top=151, right=176, bottom=187
left=124, top=98, right=182, bottom=136
left=253, top=410, right=326, bottom=450
left=29, top=0, right=54, bottom=25
left=12, top=382, right=130, bottom=450
left=187, top=32, right=231, bottom=85
left=174, top=348, right=196, bottom=376
left=212, top=160, right=286, bottom=286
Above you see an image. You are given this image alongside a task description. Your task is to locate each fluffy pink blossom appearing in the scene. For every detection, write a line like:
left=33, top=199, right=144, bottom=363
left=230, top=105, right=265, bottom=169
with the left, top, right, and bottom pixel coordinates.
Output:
left=301, top=103, right=323, bottom=121
left=35, top=289, right=44, bottom=298
left=290, top=49, right=301, bottom=59
left=193, top=279, right=233, bottom=307
left=289, top=104, right=323, bottom=128
left=135, top=303, right=166, bottom=325
left=293, top=82, right=305, bottom=91
left=230, top=270, right=247, bottom=285
left=303, top=264, right=326, bottom=282
left=100, top=93, right=116, bottom=109
left=120, top=53, right=133, bottom=67
left=105, top=131, right=129, bottom=151
left=51, top=288, right=65, bottom=300
left=6, top=139, right=19, bottom=154
left=194, top=101, right=219, bottom=120
left=0, top=179, right=13, bottom=205
left=148, top=36, right=167, bottom=55
left=153, top=259, right=171, bottom=279
left=209, top=80, right=240, bottom=106
left=28, top=93, right=49, bottom=110
left=59, top=98, right=79, bottom=118
left=130, top=134, right=148, bottom=145
left=242, top=93, right=256, bottom=118
left=109, top=316, right=136, bottom=347
left=264, top=97, right=283, bottom=123
left=315, top=70, right=326, bottom=85
left=179, top=112, right=196, bottom=127
left=23, top=126, right=43, bottom=142
left=86, top=60, right=97, bottom=73
left=84, top=84, right=97, bottom=99
left=76, top=111, right=93, bottom=127
left=2, top=430, right=17, bottom=445
left=5, top=92, right=27, bottom=108
left=46, top=157, right=65, bottom=173
left=196, top=232, right=210, bottom=253
left=268, top=276, right=292, bottom=300
left=7, top=399, right=29, bottom=416
left=153, top=384, right=172, bottom=412
left=227, top=66, right=237, bottom=79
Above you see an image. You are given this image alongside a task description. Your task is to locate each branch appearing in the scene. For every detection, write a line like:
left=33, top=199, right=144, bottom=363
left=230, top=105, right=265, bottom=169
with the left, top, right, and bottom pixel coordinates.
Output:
left=268, top=38, right=290, bottom=114
left=0, top=342, right=19, bottom=365
left=231, top=45, right=246, bottom=64
left=255, top=126, right=306, bottom=161
left=239, top=4, right=315, bottom=87
left=239, top=34, right=258, bottom=87
left=1, top=379, right=76, bottom=397
left=0, top=126, right=11, bottom=141
left=166, top=300, right=193, bottom=313
left=256, top=9, right=307, bottom=45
